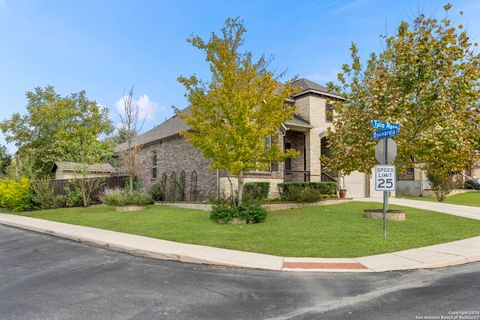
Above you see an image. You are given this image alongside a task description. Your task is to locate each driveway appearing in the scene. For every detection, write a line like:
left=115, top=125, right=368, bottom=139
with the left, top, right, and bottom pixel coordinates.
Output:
left=1, top=225, right=479, bottom=320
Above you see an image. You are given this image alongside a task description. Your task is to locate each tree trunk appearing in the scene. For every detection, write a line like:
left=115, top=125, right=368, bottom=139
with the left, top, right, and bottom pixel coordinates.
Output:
left=237, top=171, right=244, bottom=206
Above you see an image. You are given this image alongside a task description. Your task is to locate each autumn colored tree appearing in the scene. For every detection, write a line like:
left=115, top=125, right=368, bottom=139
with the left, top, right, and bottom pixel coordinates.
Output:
left=178, top=18, right=298, bottom=205
left=0, top=86, right=114, bottom=176
left=324, top=4, right=480, bottom=200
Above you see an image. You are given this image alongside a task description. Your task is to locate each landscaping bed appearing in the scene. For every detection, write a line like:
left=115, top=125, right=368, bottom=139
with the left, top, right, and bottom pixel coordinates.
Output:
left=9, top=201, right=480, bottom=258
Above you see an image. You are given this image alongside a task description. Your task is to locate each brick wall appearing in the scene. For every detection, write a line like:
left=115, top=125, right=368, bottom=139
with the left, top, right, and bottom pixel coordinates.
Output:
left=138, top=136, right=217, bottom=201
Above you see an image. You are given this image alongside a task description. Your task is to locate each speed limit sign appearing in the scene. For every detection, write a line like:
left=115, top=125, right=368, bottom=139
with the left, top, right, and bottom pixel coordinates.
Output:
left=375, top=165, right=396, bottom=191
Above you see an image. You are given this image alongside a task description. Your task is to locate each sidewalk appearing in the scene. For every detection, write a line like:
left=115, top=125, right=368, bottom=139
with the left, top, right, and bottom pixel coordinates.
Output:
left=356, top=197, right=480, bottom=220
left=1, top=213, right=479, bottom=272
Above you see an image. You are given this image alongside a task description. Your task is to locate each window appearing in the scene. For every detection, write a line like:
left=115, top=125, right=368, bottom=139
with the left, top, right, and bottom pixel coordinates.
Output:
left=169, top=172, right=176, bottom=200
left=326, top=103, right=333, bottom=122
left=250, top=136, right=272, bottom=173
left=179, top=171, right=186, bottom=201
left=151, top=150, right=157, bottom=178
left=190, top=170, right=198, bottom=201
left=398, top=167, right=414, bottom=181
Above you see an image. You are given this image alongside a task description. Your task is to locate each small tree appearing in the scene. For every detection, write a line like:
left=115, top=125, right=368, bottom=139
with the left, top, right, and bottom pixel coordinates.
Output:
left=117, top=87, right=144, bottom=192
left=324, top=5, right=480, bottom=201
left=178, top=18, right=298, bottom=205
left=426, top=170, right=454, bottom=202
left=72, top=164, right=107, bottom=207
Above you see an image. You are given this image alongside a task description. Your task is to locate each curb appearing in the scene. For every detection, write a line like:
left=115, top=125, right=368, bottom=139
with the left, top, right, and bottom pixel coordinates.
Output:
left=1, top=213, right=479, bottom=273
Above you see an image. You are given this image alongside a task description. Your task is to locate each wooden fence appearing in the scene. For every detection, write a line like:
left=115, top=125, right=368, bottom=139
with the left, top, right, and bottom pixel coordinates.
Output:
left=51, top=175, right=128, bottom=202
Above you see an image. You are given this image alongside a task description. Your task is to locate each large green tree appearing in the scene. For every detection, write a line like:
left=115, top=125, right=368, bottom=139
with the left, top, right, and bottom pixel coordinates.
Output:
left=178, top=18, right=298, bottom=204
left=325, top=5, right=480, bottom=199
left=0, top=144, right=11, bottom=176
left=1, top=86, right=114, bottom=176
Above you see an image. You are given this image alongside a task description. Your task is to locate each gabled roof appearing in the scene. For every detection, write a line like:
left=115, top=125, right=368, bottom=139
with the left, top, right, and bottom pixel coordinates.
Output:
left=292, top=78, right=342, bottom=99
left=284, top=115, right=313, bottom=129
left=116, top=78, right=336, bottom=150
left=52, top=161, right=116, bottom=173
left=116, top=107, right=191, bottom=152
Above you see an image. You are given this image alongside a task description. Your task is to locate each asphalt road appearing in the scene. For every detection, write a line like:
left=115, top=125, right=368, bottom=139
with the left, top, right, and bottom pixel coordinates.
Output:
left=1, top=225, right=479, bottom=320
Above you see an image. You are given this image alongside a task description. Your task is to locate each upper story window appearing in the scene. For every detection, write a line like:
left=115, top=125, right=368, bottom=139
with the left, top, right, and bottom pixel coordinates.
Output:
left=151, top=150, right=158, bottom=179
left=250, top=136, right=272, bottom=173
left=326, top=103, right=333, bottom=122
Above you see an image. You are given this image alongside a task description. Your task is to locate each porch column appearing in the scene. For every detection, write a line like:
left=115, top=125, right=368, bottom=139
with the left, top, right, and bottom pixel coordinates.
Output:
left=307, top=127, right=322, bottom=182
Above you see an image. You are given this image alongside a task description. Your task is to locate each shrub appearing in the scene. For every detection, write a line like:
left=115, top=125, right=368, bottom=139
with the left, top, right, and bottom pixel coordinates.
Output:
left=101, top=188, right=153, bottom=207
left=426, top=171, right=454, bottom=202
left=31, top=178, right=57, bottom=209
left=243, top=182, right=270, bottom=200
left=464, top=179, right=480, bottom=190
left=278, top=182, right=337, bottom=201
left=53, top=195, right=67, bottom=208
left=210, top=199, right=267, bottom=224
left=64, top=182, right=84, bottom=207
left=0, top=177, right=32, bottom=212
left=149, top=184, right=165, bottom=201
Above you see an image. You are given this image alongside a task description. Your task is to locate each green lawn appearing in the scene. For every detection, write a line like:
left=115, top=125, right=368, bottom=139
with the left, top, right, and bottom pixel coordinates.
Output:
left=400, top=191, right=480, bottom=207
left=11, top=201, right=480, bottom=258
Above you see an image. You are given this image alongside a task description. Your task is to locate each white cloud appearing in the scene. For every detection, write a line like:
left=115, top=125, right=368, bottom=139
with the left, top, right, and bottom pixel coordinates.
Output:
left=115, top=94, right=163, bottom=121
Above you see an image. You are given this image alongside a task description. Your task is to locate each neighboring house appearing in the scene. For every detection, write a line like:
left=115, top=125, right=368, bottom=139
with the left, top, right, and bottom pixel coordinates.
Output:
left=51, top=161, right=116, bottom=180
left=116, top=78, right=380, bottom=201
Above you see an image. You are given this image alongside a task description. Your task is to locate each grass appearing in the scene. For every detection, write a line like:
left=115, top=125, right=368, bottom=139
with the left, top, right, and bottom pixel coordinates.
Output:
left=10, top=201, right=480, bottom=258
left=400, top=191, right=480, bottom=207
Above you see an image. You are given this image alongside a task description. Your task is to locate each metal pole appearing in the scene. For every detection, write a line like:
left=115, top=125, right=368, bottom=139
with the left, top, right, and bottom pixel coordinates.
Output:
left=383, top=138, right=388, bottom=240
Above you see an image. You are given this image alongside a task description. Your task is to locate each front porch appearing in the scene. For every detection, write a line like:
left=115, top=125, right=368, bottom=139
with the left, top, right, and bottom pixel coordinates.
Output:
left=282, top=127, right=337, bottom=183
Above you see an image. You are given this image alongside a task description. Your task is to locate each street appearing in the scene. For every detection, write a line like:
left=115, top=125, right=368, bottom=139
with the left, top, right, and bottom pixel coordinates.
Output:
left=0, top=225, right=479, bottom=320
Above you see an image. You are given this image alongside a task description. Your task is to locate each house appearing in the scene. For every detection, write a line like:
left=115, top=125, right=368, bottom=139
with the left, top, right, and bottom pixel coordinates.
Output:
left=51, top=161, right=117, bottom=180
left=116, top=78, right=378, bottom=201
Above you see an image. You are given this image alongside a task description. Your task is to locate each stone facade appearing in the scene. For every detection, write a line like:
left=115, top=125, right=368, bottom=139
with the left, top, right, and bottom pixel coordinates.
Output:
left=138, top=136, right=216, bottom=201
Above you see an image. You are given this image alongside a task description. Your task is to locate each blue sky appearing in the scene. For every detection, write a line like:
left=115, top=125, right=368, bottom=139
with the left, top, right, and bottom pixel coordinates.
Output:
left=1, top=0, right=479, bottom=152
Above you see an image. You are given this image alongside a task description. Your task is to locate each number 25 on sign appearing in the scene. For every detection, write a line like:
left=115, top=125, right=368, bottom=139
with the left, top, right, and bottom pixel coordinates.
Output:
left=375, top=165, right=396, bottom=192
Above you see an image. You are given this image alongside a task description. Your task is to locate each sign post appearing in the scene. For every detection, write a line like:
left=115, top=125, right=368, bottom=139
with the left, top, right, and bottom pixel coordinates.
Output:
left=371, top=120, right=399, bottom=240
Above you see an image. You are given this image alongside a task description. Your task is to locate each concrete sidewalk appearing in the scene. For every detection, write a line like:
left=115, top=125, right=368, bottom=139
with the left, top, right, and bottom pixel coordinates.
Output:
left=1, top=213, right=479, bottom=273
left=356, top=197, right=480, bottom=220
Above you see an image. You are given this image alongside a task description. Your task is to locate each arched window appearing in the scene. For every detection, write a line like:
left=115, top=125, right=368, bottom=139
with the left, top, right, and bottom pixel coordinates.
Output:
left=179, top=171, right=186, bottom=201
left=190, top=170, right=198, bottom=202
left=169, top=172, right=176, bottom=200
left=161, top=173, right=167, bottom=192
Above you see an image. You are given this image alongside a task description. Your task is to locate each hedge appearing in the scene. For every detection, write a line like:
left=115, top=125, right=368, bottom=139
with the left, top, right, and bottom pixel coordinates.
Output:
left=243, top=182, right=270, bottom=200
left=0, top=178, right=32, bottom=212
left=278, top=182, right=337, bottom=201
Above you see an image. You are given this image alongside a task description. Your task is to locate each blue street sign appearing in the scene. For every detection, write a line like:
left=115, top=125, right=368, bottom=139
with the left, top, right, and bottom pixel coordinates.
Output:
left=371, top=120, right=400, bottom=130
left=372, top=128, right=399, bottom=140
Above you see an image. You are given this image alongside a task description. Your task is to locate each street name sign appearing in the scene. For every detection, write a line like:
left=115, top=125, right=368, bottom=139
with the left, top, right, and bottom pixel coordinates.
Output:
left=375, top=139, right=397, bottom=164
left=375, top=165, right=396, bottom=192
left=372, top=128, right=399, bottom=140
left=371, top=120, right=400, bottom=130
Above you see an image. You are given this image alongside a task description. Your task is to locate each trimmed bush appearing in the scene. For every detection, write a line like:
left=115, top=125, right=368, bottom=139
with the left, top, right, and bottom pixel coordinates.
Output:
left=149, top=184, right=165, bottom=201
left=210, top=199, right=267, bottom=224
left=243, top=182, right=270, bottom=200
left=101, top=188, right=153, bottom=207
left=464, top=179, right=480, bottom=190
left=0, top=178, right=32, bottom=212
left=278, top=182, right=337, bottom=201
